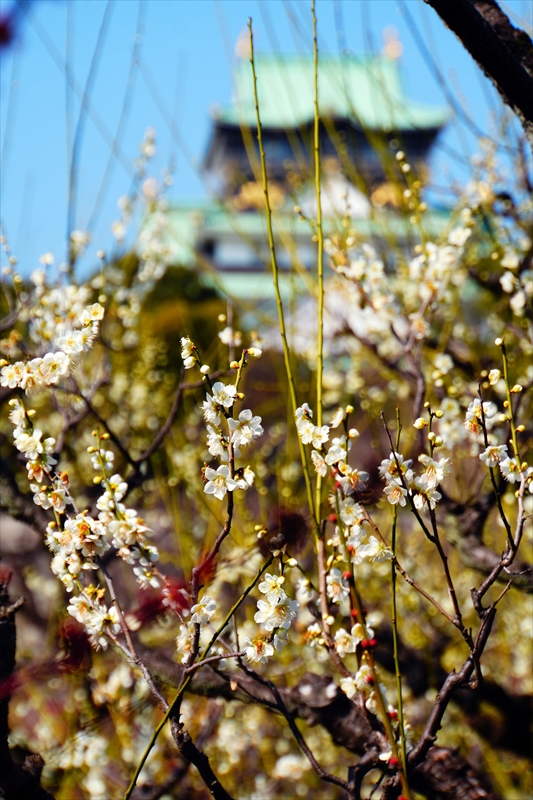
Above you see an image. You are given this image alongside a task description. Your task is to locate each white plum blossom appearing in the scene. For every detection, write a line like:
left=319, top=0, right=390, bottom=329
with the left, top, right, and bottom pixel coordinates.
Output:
left=413, top=486, right=442, bottom=510
left=296, top=417, right=315, bottom=444
left=480, top=445, right=508, bottom=467
left=384, top=480, right=408, bottom=506
left=38, top=351, right=70, bottom=384
left=258, top=573, right=286, bottom=603
left=228, top=409, right=263, bottom=448
left=79, top=302, right=104, bottom=325
left=379, top=452, right=413, bottom=485
left=499, top=457, right=521, bottom=483
left=55, top=328, right=85, bottom=354
left=358, top=536, right=393, bottom=562
left=334, top=627, right=358, bottom=656
left=325, top=436, right=348, bottom=465
left=339, top=498, right=365, bottom=527
left=326, top=568, right=349, bottom=604
left=133, top=566, right=160, bottom=589
left=202, top=394, right=221, bottom=426
left=211, top=381, right=238, bottom=409
left=13, top=428, right=44, bottom=461
left=218, top=326, right=242, bottom=347
left=243, top=637, right=274, bottom=664
left=190, top=595, right=217, bottom=625
left=206, top=425, right=228, bottom=459
left=417, top=455, right=451, bottom=489
left=204, top=465, right=239, bottom=500
left=180, top=336, right=196, bottom=369
left=339, top=676, right=359, bottom=699
left=464, top=399, right=497, bottom=436
left=311, top=449, right=328, bottom=477
left=254, top=595, right=299, bottom=632
left=176, top=623, right=195, bottom=662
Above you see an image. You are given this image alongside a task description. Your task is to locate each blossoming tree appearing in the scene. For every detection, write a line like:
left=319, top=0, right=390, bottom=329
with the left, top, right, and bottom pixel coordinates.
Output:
left=1, top=12, right=532, bottom=800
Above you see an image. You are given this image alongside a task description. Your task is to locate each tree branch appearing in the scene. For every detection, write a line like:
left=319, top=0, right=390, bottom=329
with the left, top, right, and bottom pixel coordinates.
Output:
left=423, top=0, right=533, bottom=146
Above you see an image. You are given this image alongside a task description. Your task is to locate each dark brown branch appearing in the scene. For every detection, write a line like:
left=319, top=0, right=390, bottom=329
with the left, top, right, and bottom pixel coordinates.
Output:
left=135, top=641, right=502, bottom=800
left=133, top=370, right=224, bottom=464
left=441, top=490, right=533, bottom=593
left=169, top=717, right=234, bottom=800
left=236, top=661, right=354, bottom=795
left=0, top=577, right=55, bottom=800
left=423, top=0, right=533, bottom=146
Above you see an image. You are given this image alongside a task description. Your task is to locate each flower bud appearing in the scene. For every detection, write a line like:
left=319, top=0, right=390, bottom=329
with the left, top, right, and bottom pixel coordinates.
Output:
left=413, top=417, right=427, bottom=429
left=395, top=150, right=405, bottom=161
left=427, top=431, right=436, bottom=442
left=345, top=404, right=354, bottom=414
left=247, top=347, right=262, bottom=358
left=230, top=360, right=239, bottom=369
left=495, top=337, right=503, bottom=346
left=200, top=365, right=210, bottom=375
left=434, top=409, right=443, bottom=419
left=433, top=436, right=443, bottom=447
left=510, top=384, right=523, bottom=393
left=348, top=428, right=359, bottom=439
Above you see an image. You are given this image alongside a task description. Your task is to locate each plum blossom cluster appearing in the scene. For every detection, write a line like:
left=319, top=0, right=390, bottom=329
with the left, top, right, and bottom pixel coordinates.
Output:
left=467, top=394, right=533, bottom=490
left=91, top=444, right=160, bottom=587
left=379, top=451, right=451, bottom=511
left=245, top=572, right=299, bottom=664
left=295, top=403, right=363, bottom=487
left=296, top=403, right=390, bottom=566
left=1, top=301, right=104, bottom=394
left=339, top=656, right=398, bottom=727
left=180, top=336, right=264, bottom=501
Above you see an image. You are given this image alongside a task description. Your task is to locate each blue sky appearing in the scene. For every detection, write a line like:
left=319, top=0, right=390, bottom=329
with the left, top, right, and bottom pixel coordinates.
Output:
left=0, top=0, right=531, bottom=276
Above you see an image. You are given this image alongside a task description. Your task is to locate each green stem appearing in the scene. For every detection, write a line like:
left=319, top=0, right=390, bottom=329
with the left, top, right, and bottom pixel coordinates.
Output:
left=248, top=19, right=316, bottom=526
left=501, top=341, right=520, bottom=462
left=312, top=0, right=324, bottom=530
left=123, top=555, right=274, bottom=799
left=391, top=411, right=411, bottom=798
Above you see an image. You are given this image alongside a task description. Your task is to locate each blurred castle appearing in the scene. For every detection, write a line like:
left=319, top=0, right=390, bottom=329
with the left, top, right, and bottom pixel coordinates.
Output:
left=155, top=46, right=449, bottom=301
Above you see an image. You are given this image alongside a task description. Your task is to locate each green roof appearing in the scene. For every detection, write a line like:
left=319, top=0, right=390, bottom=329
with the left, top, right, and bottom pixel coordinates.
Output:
left=215, top=54, right=449, bottom=131
left=154, top=200, right=450, bottom=278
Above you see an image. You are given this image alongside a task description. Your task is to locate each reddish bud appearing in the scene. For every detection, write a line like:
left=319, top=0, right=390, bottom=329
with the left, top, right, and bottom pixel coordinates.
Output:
left=368, top=637, right=377, bottom=648
left=328, top=513, right=337, bottom=523
left=162, top=579, right=190, bottom=615
left=335, top=480, right=343, bottom=490
left=347, top=544, right=355, bottom=553
left=330, top=467, right=339, bottom=476
left=388, top=709, right=398, bottom=720
left=342, top=570, right=351, bottom=581
left=350, top=608, right=358, bottom=618
left=389, top=756, right=399, bottom=768
left=364, top=675, right=374, bottom=685
left=361, top=639, right=369, bottom=649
